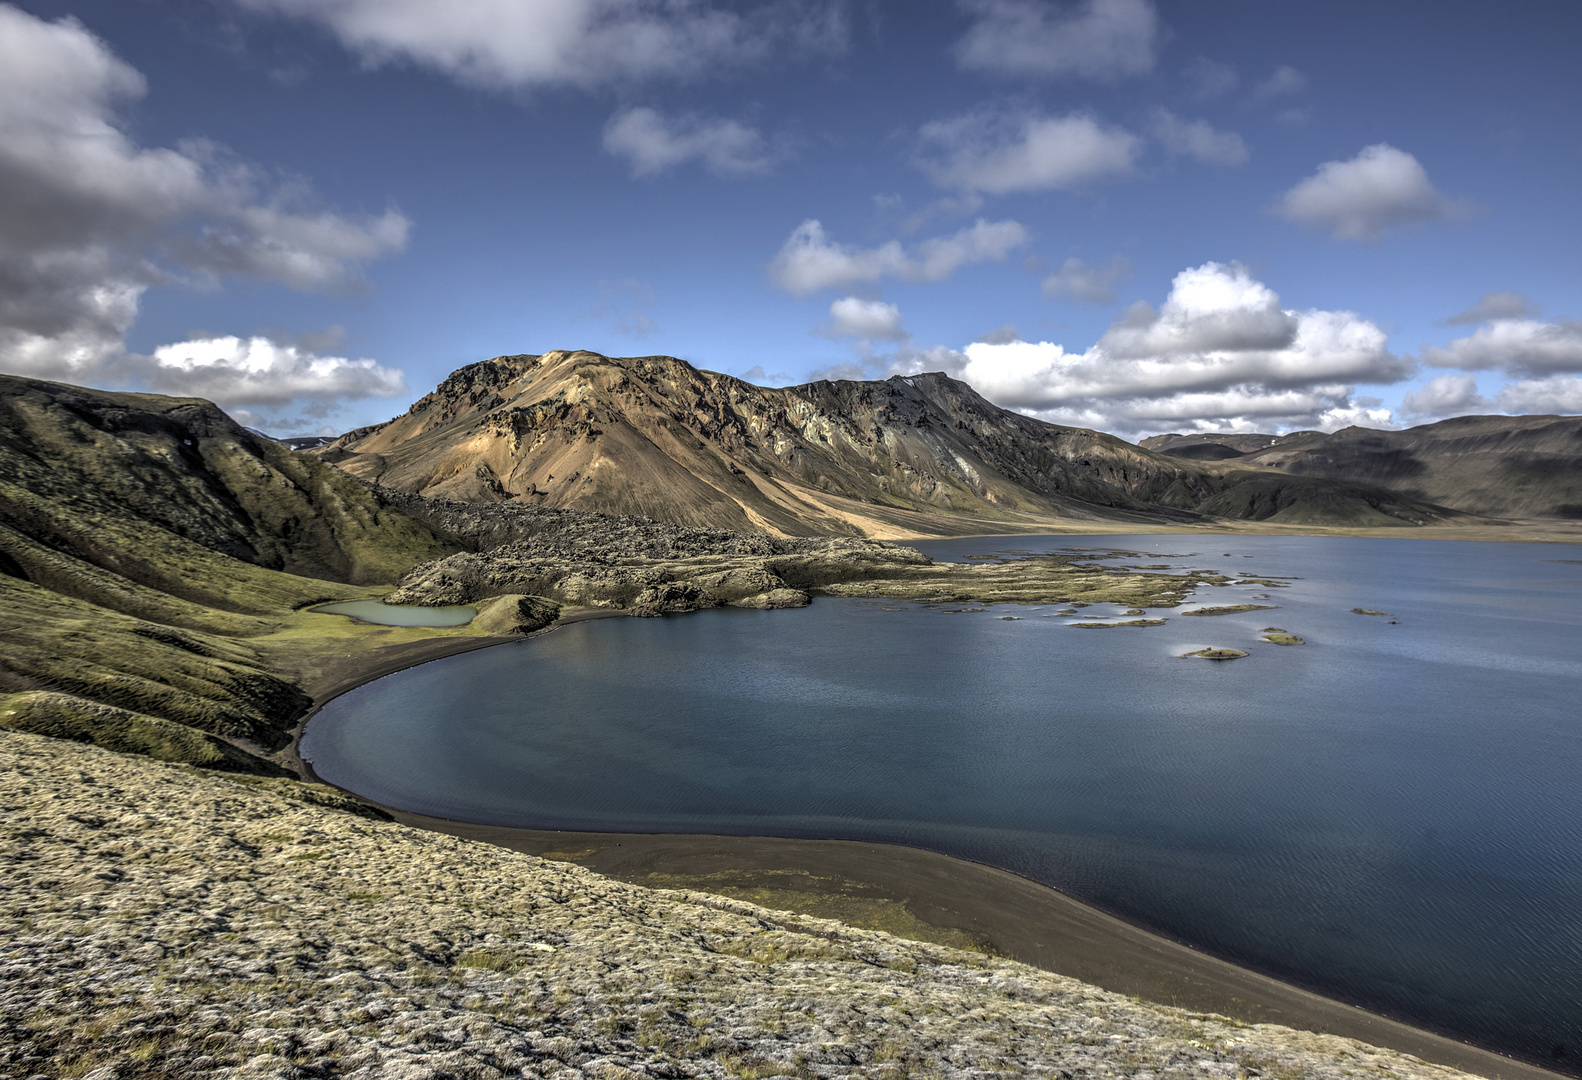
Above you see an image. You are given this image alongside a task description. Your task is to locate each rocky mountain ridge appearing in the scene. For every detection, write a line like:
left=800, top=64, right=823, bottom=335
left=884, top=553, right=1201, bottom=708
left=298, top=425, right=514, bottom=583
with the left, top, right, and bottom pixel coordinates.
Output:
left=1142, top=416, right=1582, bottom=518
left=316, top=350, right=1457, bottom=535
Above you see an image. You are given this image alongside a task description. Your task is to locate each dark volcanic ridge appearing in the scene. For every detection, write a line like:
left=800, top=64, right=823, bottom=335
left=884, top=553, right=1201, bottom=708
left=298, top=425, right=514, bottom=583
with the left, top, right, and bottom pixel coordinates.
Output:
left=315, top=350, right=1459, bottom=536
left=1143, top=415, right=1582, bottom=519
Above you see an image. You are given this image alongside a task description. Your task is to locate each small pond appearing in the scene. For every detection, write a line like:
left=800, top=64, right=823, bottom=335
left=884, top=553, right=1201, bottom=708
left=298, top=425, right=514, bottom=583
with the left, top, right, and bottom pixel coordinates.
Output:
left=311, top=598, right=477, bottom=627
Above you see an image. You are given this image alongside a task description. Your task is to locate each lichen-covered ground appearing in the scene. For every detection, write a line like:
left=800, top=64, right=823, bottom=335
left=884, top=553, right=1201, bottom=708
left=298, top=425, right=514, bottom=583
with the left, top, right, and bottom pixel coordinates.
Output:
left=1, top=730, right=1480, bottom=1080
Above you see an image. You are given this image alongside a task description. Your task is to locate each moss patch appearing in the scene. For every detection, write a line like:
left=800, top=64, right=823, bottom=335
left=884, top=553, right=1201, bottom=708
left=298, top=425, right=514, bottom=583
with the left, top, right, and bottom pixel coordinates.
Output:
left=636, top=869, right=995, bottom=955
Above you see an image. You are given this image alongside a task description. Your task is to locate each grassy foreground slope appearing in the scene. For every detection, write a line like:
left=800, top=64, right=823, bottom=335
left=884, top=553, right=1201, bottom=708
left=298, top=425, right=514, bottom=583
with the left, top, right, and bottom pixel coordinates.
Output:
left=0, top=727, right=1489, bottom=1080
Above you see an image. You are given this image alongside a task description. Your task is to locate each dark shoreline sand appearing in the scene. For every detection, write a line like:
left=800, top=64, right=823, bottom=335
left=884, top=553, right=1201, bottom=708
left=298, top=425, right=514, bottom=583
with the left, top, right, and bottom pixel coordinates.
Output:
left=289, top=602, right=1567, bottom=1080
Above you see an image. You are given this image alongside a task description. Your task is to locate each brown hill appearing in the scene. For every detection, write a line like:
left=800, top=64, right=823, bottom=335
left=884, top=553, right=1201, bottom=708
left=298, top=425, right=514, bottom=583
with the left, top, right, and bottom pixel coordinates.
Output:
left=1222, top=415, right=1582, bottom=519
left=1139, top=431, right=1318, bottom=461
left=318, top=350, right=1455, bottom=536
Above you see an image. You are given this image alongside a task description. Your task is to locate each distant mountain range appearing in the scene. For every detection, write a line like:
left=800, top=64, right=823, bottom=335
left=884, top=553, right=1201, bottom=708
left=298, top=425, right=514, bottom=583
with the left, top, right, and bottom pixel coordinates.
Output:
left=1143, top=415, right=1582, bottom=519
left=315, top=350, right=1455, bottom=535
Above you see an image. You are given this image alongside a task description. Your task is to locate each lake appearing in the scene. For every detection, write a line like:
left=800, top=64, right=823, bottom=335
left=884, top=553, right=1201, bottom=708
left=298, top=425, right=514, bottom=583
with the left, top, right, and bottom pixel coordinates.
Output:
left=301, top=534, right=1582, bottom=1070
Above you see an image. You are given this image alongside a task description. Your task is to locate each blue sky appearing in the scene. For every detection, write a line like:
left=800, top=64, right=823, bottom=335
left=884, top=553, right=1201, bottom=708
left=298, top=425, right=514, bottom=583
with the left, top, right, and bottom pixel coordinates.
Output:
left=2, top=0, right=1579, bottom=439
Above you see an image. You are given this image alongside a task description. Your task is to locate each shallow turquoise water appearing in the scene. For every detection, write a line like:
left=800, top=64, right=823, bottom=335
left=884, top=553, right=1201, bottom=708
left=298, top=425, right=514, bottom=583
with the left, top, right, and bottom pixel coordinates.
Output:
left=311, top=598, right=477, bottom=627
left=303, top=535, right=1582, bottom=1070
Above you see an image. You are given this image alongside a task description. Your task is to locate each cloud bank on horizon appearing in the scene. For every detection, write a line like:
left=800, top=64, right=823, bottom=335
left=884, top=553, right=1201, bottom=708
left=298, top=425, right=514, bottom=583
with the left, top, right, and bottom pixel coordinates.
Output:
left=0, top=0, right=1577, bottom=439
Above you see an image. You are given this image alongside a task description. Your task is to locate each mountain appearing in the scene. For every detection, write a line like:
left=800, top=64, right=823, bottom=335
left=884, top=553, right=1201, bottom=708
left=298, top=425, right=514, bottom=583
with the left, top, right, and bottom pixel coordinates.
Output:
left=1140, top=431, right=1317, bottom=461
left=0, top=374, right=460, bottom=773
left=1145, top=415, right=1582, bottom=519
left=317, top=350, right=1456, bottom=535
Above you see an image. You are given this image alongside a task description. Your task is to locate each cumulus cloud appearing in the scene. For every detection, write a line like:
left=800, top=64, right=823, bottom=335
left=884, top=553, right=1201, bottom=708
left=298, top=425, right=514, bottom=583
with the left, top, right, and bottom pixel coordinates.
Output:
left=954, top=0, right=1159, bottom=81
left=226, top=0, right=846, bottom=90
left=0, top=5, right=408, bottom=393
left=1274, top=144, right=1468, bottom=242
left=1399, top=373, right=1490, bottom=420
left=914, top=261, right=1411, bottom=435
left=1149, top=109, right=1249, bottom=167
left=1445, top=291, right=1539, bottom=325
left=137, top=335, right=407, bottom=411
left=1492, top=376, right=1582, bottom=415
left=602, top=107, right=772, bottom=176
left=1254, top=64, right=1306, bottom=99
left=918, top=109, right=1139, bottom=194
left=768, top=218, right=1028, bottom=296
left=1041, top=256, right=1133, bottom=304
left=1421, top=318, right=1582, bottom=376
left=822, top=297, right=908, bottom=341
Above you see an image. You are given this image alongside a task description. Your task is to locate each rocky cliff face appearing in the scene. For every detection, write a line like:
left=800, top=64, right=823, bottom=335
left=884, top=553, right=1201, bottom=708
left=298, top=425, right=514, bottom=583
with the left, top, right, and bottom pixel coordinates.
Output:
left=319, top=351, right=1455, bottom=536
left=1142, top=416, right=1582, bottom=519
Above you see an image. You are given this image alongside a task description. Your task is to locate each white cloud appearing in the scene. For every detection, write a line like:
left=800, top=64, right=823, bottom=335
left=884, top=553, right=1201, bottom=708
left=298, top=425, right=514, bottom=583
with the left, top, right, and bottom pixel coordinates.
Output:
left=822, top=297, right=907, bottom=341
left=1493, top=376, right=1582, bottom=415
left=1097, top=263, right=1302, bottom=359
left=1445, top=291, right=1539, bottom=325
left=975, top=324, right=1023, bottom=345
left=1274, top=144, right=1467, bottom=242
left=738, top=364, right=791, bottom=385
left=954, top=0, right=1159, bottom=81
left=1400, top=373, right=1490, bottom=420
left=171, top=190, right=410, bottom=293
left=768, top=218, right=1028, bottom=296
left=928, top=261, right=1412, bottom=435
left=1149, top=109, right=1249, bottom=167
left=226, top=0, right=845, bottom=90
left=602, top=107, right=772, bottom=177
left=918, top=109, right=1139, bottom=194
left=1041, top=256, right=1133, bottom=304
left=1421, top=319, right=1582, bottom=376
left=1254, top=64, right=1306, bottom=99
left=1184, top=56, right=1237, bottom=99
left=0, top=5, right=407, bottom=388
left=140, top=335, right=407, bottom=409
left=804, top=360, right=873, bottom=383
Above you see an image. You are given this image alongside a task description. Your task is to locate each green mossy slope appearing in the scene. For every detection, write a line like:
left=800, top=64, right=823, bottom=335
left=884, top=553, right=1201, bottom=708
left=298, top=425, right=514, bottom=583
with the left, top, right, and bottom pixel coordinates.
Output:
left=0, top=376, right=463, bottom=771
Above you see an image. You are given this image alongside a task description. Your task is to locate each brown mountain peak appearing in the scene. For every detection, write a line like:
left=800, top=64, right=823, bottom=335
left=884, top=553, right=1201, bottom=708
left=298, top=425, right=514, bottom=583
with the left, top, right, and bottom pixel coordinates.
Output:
left=317, top=350, right=1459, bottom=537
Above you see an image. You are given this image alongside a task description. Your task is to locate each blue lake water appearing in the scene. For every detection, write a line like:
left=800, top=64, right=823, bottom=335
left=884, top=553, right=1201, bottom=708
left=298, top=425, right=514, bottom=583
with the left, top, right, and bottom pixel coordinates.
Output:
left=302, top=534, right=1582, bottom=1070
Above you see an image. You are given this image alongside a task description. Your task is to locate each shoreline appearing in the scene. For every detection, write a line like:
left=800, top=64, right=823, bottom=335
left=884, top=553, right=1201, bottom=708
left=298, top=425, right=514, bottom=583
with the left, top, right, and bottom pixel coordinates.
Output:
left=284, top=547, right=1573, bottom=1080
left=872, top=518, right=1582, bottom=546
